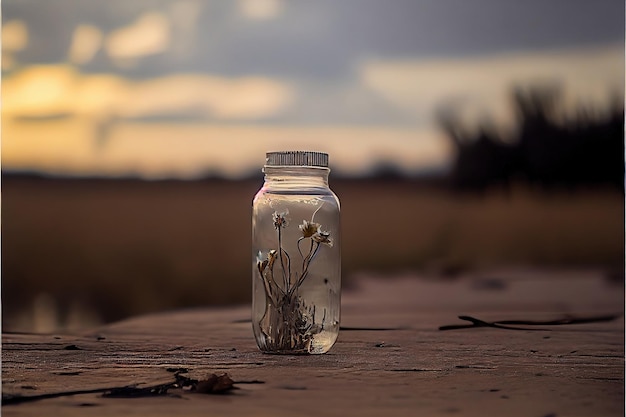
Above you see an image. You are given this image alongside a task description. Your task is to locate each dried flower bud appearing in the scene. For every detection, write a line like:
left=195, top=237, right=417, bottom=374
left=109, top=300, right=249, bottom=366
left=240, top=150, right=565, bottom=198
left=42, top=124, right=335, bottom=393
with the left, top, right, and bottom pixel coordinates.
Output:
left=299, top=220, right=321, bottom=238
left=272, top=210, right=290, bottom=229
left=312, top=230, right=333, bottom=247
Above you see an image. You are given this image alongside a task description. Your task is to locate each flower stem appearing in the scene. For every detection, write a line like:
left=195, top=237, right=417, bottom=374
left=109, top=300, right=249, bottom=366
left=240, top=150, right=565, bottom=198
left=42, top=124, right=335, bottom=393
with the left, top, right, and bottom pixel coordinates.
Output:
left=277, top=229, right=290, bottom=293
left=291, top=241, right=320, bottom=296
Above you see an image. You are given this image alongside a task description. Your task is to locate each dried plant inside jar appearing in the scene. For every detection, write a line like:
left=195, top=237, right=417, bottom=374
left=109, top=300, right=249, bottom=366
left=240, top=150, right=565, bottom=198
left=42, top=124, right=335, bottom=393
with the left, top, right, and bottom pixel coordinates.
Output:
left=255, top=208, right=333, bottom=353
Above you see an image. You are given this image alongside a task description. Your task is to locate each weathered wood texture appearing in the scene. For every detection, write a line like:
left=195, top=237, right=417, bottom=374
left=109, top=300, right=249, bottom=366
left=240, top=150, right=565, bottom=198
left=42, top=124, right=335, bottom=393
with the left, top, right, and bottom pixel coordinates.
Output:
left=3, top=270, right=624, bottom=416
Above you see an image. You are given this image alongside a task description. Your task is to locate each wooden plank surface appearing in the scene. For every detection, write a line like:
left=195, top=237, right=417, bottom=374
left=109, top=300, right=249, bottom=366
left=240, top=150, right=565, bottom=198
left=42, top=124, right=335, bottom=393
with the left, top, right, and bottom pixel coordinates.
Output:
left=3, top=270, right=624, bottom=416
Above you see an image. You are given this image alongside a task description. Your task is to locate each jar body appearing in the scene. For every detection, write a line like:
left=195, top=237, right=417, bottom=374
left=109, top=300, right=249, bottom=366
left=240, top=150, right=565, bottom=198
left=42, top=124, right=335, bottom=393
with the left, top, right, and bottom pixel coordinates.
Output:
left=252, top=166, right=340, bottom=354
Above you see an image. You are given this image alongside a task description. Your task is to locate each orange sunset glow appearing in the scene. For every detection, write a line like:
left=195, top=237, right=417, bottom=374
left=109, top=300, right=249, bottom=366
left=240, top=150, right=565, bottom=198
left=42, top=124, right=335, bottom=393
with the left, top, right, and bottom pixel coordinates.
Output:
left=2, top=1, right=623, bottom=178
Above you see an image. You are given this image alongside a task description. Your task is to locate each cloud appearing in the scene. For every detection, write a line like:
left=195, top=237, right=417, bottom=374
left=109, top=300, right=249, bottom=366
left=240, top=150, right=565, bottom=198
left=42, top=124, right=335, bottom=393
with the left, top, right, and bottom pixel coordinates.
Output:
left=114, top=74, right=294, bottom=120
left=2, top=19, right=29, bottom=70
left=2, top=65, right=293, bottom=121
left=68, top=24, right=103, bottom=65
left=360, top=44, right=624, bottom=133
left=2, top=19, right=29, bottom=51
left=238, top=0, right=284, bottom=20
left=105, top=12, right=171, bottom=63
left=282, top=80, right=417, bottom=125
left=168, top=0, right=204, bottom=60
left=2, top=65, right=78, bottom=116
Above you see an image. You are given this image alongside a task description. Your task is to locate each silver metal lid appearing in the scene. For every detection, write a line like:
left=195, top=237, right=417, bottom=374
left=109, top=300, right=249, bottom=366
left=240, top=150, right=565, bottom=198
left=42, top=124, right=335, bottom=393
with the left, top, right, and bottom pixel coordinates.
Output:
left=265, top=151, right=328, bottom=167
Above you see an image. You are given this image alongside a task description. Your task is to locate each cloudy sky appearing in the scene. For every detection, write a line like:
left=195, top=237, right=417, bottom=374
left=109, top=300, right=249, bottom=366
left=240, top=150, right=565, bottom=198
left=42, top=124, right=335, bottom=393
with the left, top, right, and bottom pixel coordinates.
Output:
left=2, top=0, right=624, bottom=178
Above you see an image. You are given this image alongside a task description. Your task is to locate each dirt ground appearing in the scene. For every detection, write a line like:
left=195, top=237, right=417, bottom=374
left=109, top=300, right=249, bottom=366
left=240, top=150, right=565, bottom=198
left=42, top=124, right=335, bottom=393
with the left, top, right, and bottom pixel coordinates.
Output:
left=2, top=175, right=623, bottom=332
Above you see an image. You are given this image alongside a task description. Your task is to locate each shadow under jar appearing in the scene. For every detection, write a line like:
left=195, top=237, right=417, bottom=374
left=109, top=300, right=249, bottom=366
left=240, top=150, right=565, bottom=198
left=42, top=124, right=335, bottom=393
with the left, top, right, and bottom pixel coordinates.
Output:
left=252, top=151, right=341, bottom=354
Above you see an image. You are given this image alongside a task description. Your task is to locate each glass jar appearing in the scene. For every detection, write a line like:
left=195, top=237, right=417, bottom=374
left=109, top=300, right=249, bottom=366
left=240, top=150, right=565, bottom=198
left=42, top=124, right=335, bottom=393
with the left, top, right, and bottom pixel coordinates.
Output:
left=252, top=151, right=341, bottom=354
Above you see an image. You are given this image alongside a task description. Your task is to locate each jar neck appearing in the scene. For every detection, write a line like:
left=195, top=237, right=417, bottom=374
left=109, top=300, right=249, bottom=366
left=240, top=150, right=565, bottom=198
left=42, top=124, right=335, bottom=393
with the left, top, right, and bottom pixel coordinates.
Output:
left=262, top=166, right=330, bottom=189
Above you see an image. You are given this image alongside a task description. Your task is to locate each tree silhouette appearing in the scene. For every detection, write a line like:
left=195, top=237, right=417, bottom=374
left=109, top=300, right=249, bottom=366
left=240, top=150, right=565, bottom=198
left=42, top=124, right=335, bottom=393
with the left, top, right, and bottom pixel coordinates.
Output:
left=438, top=83, right=624, bottom=192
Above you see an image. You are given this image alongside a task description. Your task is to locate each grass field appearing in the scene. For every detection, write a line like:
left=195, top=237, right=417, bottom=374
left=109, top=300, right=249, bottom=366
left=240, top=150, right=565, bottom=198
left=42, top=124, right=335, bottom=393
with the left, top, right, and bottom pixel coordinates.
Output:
left=2, top=175, right=623, bottom=332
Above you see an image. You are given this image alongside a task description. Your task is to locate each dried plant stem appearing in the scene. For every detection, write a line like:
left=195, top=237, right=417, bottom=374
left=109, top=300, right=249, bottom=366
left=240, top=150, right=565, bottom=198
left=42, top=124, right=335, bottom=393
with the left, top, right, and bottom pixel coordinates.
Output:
left=290, top=242, right=320, bottom=297
left=277, top=230, right=291, bottom=293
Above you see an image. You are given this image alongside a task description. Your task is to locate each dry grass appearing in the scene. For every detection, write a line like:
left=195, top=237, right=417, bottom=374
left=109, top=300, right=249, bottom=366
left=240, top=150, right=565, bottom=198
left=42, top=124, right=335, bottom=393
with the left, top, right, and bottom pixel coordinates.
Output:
left=2, top=176, right=623, bottom=332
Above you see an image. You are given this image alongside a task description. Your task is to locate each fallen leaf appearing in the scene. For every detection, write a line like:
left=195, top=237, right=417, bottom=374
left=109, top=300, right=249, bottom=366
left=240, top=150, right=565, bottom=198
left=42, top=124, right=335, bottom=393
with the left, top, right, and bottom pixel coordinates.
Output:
left=194, top=374, right=235, bottom=395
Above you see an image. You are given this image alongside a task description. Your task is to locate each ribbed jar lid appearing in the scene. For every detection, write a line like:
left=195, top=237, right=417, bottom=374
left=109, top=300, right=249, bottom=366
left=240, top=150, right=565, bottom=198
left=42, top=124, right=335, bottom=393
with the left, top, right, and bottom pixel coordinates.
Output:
left=265, top=151, right=328, bottom=167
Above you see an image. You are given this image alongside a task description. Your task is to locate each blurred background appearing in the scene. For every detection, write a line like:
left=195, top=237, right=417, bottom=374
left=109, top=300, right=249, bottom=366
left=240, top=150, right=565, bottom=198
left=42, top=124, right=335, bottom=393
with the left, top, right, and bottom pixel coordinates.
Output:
left=2, top=0, right=624, bottom=333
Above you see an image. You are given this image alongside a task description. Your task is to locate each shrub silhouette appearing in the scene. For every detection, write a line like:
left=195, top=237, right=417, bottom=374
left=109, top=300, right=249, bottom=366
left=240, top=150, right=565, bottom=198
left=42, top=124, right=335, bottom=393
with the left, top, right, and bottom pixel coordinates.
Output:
left=438, top=83, right=624, bottom=192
